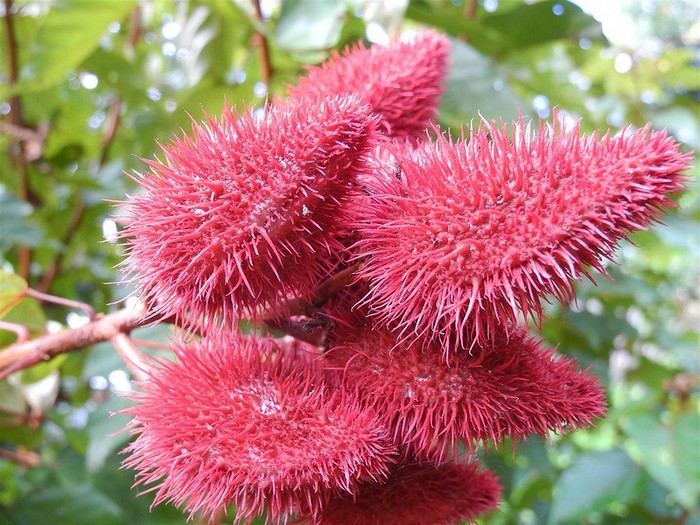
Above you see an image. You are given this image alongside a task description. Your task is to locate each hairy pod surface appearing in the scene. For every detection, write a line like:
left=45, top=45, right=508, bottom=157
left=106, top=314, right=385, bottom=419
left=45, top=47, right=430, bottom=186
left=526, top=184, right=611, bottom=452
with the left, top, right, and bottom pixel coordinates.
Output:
left=324, top=322, right=606, bottom=460
left=300, top=459, right=501, bottom=525
left=289, top=29, right=450, bottom=141
left=354, top=120, right=690, bottom=351
left=120, top=95, right=378, bottom=329
left=122, top=334, right=395, bottom=524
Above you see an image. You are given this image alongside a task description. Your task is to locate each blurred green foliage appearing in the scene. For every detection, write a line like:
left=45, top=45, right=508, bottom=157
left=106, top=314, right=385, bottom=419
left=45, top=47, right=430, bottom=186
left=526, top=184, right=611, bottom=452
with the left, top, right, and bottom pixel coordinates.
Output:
left=0, top=0, right=698, bottom=524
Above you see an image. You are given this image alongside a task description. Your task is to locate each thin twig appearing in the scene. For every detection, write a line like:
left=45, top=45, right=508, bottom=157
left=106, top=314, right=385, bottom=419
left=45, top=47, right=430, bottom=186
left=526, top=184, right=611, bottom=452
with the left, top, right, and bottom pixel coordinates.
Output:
left=462, top=0, right=478, bottom=44
left=252, top=0, right=273, bottom=88
left=464, top=0, right=478, bottom=19
left=0, top=411, right=42, bottom=427
left=130, top=338, right=171, bottom=350
left=0, top=447, right=41, bottom=468
left=25, top=288, right=96, bottom=319
left=0, top=121, right=44, bottom=143
left=0, top=321, right=29, bottom=344
left=310, top=262, right=362, bottom=306
left=263, top=317, right=331, bottom=346
left=99, top=97, right=122, bottom=165
left=110, top=333, right=150, bottom=381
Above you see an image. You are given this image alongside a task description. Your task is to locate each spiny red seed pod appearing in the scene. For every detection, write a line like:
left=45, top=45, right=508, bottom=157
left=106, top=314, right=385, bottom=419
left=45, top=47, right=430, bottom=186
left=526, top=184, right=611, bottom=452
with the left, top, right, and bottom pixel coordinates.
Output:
left=288, top=29, right=451, bottom=141
left=120, top=94, right=377, bottom=329
left=122, top=334, right=395, bottom=524
left=324, top=324, right=606, bottom=460
left=299, top=459, right=501, bottom=525
left=354, top=119, right=691, bottom=351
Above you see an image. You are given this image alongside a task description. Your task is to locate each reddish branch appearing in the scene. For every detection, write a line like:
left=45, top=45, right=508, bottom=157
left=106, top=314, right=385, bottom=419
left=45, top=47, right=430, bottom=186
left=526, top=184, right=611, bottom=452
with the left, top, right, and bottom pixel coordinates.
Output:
left=0, top=121, right=44, bottom=144
left=0, top=264, right=360, bottom=380
left=3, top=213, right=360, bottom=376
left=0, top=447, right=41, bottom=468
left=3, top=0, right=37, bottom=279
left=252, top=0, right=273, bottom=88
left=0, top=307, right=149, bottom=381
left=464, top=0, right=478, bottom=19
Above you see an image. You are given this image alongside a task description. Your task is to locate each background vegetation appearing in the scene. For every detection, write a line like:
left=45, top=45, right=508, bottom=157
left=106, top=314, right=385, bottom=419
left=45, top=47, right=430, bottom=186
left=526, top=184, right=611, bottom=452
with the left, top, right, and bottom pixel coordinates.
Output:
left=0, top=0, right=698, bottom=524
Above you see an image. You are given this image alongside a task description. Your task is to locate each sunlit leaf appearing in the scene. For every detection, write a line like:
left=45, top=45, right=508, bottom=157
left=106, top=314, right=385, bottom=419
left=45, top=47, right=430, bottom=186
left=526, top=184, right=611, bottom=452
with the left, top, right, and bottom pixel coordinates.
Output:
left=481, top=0, right=602, bottom=52
left=621, top=412, right=700, bottom=510
left=275, top=0, right=345, bottom=51
left=15, top=0, right=136, bottom=94
left=10, top=483, right=123, bottom=525
left=0, top=270, right=28, bottom=319
left=439, top=39, right=524, bottom=127
left=549, top=450, right=645, bottom=524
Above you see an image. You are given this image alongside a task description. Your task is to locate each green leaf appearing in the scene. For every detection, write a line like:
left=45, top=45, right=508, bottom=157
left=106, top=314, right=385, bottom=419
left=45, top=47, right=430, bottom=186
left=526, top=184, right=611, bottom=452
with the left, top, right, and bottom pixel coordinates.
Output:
left=0, top=188, right=43, bottom=251
left=405, top=1, right=505, bottom=55
left=481, top=0, right=601, bottom=52
left=0, top=296, right=46, bottom=350
left=548, top=450, right=645, bottom=524
left=18, top=355, right=67, bottom=384
left=650, top=106, right=700, bottom=151
left=439, top=39, right=525, bottom=128
left=10, top=483, right=123, bottom=525
left=0, top=270, right=28, bottom=319
left=621, top=412, right=700, bottom=510
left=0, top=380, right=27, bottom=414
left=85, top=395, right=132, bottom=473
left=275, top=0, right=346, bottom=51
left=15, top=0, right=136, bottom=94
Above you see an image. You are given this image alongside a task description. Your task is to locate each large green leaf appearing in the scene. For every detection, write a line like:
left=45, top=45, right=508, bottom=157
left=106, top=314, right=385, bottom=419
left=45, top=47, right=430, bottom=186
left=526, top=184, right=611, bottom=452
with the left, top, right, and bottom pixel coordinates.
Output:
left=548, top=450, right=645, bottom=524
left=15, top=0, right=135, bottom=94
left=407, top=0, right=601, bottom=56
left=405, top=1, right=505, bottom=55
left=275, top=0, right=345, bottom=52
left=481, top=0, right=601, bottom=52
left=9, top=483, right=123, bottom=525
left=439, top=39, right=524, bottom=128
left=621, top=412, right=700, bottom=510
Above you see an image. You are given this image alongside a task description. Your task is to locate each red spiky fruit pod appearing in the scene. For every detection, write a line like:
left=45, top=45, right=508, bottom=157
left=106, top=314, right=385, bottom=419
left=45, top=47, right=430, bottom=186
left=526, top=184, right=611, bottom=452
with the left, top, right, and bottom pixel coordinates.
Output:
left=288, top=29, right=451, bottom=141
left=354, top=119, right=691, bottom=351
left=122, top=334, right=395, bottom=524
left=298, top=459, right=501, bottom=525
left=120, top=94, right=377, bottom=329
left=324, top=323, right=606, bottom=460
